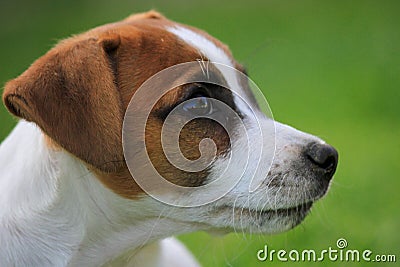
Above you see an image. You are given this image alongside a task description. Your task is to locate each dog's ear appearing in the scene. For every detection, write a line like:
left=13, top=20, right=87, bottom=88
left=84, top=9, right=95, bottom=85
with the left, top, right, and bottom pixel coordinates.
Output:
left=3, top=33, right=124, bottom=173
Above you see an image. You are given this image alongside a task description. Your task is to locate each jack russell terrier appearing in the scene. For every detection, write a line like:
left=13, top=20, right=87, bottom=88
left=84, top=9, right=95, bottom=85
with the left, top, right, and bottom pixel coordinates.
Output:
left=0, top=11, right=338, bottom=267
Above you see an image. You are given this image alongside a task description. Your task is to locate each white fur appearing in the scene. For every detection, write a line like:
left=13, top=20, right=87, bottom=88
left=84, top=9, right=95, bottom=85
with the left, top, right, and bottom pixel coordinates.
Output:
left=0, top=121, right=201, bottom=266
left=107, top=238, right=200, bottom=267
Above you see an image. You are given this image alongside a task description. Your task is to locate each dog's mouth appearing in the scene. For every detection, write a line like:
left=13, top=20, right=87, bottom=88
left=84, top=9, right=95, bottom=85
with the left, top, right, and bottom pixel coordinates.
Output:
left=212, top=201, right=314, bottom=234
left=257, top=201, right=313, bottom=221
left=231, top=201, right=313, bottom=219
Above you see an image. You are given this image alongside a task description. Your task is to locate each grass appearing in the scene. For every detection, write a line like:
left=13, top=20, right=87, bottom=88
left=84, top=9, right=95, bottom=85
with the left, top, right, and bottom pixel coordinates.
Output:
left=1, top=0, right=399, bottom=266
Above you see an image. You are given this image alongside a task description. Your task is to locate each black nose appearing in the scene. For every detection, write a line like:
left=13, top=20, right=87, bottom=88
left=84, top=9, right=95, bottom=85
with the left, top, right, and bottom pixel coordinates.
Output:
left=306, top=142, right=338, bottom=176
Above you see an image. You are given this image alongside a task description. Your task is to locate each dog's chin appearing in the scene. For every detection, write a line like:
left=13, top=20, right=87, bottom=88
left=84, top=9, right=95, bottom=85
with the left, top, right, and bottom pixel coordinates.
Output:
left=211, top=202, right=314, bottom=235
left=253, top=201, right=313, bottom=234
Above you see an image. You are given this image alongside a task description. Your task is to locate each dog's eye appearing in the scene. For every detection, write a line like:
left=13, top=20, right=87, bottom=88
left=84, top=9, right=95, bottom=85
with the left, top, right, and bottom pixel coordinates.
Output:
left=182, top=84, right=213, bottom=116
left=182, top=94, right=213, bottom=115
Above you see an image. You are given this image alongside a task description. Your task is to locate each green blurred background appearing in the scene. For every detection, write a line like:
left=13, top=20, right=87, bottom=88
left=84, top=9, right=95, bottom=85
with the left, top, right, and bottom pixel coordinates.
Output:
left=0, top=0, right=399, bottom=266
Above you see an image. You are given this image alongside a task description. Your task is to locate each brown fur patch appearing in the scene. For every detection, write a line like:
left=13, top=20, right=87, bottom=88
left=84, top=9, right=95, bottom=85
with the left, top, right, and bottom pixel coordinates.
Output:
left=4, top=36, right=125, bottom=173
left=144, top=98, right=231, bottom=188
left=124, top=10, right=166, bottom=21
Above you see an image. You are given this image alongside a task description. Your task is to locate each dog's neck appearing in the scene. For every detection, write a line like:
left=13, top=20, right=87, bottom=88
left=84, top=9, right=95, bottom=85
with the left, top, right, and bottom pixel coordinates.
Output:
left=0, top=121, right=197, bottom=266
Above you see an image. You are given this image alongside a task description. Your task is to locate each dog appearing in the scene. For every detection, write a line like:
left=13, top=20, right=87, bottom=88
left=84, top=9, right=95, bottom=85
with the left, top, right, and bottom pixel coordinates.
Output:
left=0, top=11, right=338, bottom=267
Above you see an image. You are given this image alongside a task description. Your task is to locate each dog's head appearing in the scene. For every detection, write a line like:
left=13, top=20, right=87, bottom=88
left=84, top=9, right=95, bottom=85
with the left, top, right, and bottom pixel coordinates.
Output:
left=3, top=11, right=338, bottom=234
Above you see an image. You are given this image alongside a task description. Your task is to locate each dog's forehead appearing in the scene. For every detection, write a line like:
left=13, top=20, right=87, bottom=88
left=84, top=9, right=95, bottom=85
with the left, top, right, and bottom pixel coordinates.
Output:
left=118, top=13, right=255, bottom=113
left=93, top=11, right=242, bottom=72
left=81, top=12, right=256, bottom=113
left=124, top=11, right=235, bottom=61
